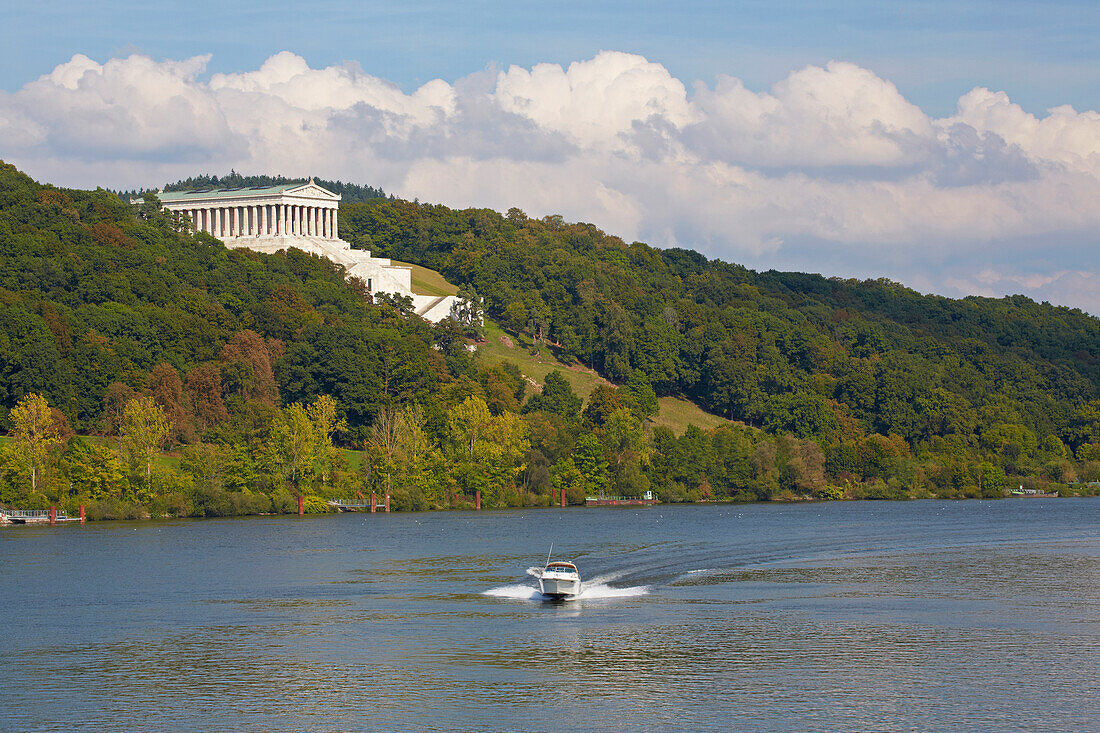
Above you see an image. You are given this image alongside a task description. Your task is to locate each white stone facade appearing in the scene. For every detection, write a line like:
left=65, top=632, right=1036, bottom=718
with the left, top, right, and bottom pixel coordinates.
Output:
left=152, top=181, right=458, bottom=322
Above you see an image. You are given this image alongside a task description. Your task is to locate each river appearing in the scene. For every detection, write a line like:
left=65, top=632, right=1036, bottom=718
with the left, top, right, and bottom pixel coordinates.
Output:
left=2, top=498, right=1097, bottom=732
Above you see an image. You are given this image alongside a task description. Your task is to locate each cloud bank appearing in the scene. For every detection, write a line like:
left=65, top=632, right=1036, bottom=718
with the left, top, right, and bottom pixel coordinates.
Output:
left=1, top=51, right=1098, bottom=313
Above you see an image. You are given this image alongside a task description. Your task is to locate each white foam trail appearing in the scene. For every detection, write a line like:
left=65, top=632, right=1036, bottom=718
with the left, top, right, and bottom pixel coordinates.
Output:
left=573, top=581, right=649, bottom=600
left=483, top=583, right=542, bottom=600
left=482, top=576, right=649, bottom=602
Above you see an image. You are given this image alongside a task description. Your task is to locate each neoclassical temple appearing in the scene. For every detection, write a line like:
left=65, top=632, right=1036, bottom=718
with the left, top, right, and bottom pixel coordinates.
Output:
left=161, top=180, right=341, bottom=240
left=153, top=181, right=457, bottom=322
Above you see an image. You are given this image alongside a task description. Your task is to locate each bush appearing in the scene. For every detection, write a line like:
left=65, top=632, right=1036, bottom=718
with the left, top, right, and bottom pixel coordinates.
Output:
left=302, top=494, right=332, bottom=514
left=86, top=498, right=148, bottom=520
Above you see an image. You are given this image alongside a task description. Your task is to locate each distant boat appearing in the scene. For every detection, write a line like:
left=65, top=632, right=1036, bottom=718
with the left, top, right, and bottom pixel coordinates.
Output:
left=585, top=490, right=659, bottom=507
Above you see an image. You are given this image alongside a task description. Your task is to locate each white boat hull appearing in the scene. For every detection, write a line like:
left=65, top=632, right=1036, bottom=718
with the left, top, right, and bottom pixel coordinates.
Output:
left=539, top=575, right=581, bottom=599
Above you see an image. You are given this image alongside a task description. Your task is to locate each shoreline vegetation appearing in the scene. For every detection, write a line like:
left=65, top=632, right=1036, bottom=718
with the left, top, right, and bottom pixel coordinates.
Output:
left=0, top=162, right=1098, bottom=521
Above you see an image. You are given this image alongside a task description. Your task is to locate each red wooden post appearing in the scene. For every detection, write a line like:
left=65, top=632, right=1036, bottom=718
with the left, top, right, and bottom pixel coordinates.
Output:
left=49, top=506, right=56, bottom=526
left=560, top=490, right=566, bottom=508
left=79, top=505, right=85, bottom=524
left=475, top=490, right=481, bottom=510
left=384, top=494, right=390, bottom=513
left=552, top=487, right=558, bottom=505
left=297, top=495, right=304, bottom=516
left=371, top=492, right=376, bottom=513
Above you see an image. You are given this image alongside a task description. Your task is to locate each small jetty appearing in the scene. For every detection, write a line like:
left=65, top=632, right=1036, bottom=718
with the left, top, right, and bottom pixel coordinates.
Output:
left=1, top=506, right=85, bottom=526
left=1009, top=488, right=1059, bottom=498
left=327, top=493, right=390, bottom=512
left=585, top=491, right=659, bottom=507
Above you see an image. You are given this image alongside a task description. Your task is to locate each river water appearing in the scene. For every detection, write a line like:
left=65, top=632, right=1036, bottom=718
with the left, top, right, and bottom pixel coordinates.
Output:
left=2, top=499, right=1098, bottom=732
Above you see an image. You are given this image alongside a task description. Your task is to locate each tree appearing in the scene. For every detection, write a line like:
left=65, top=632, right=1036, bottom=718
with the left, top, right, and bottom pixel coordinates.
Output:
left=368, top=405, right=402, bottom=495
left=8, top=393, right=62, bottom=494
left=138, top=192, right=165, bottom=223
left=446, top=396, right=529, bottom=505
left=572, top=433, right=610, bottom=496
left=450, top=288, right=484, bottom=332
left=374, top=291, right=415, bottom=315
left=63, top=440, right=126, bottom=501
left=523, top=370, right=581, bottom=419
left=448, top=396, right=494, bottom=464
left=184, top=364, right=228, bottom=433
left=269, top=402, right=316, bottom=491
left=502, top=301, right=528, bottom=333
left=120, top=395, right=171, bottom=496
left=583, top=384, right=623, bottom=427
left=103, top=382, right=134, bottom=448
left=220, top=330, right=280, bottom=406
left=620, top=371, right=659, bottom=421
left=787, top=439, right=826, bottom=494
left=149, top=362, right=192, bottom=444
left=308, top=395, right=346, bottom=488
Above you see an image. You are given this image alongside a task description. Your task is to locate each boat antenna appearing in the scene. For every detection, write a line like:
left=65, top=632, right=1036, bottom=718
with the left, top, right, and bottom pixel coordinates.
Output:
left=546, top=543, right=553, bottom=568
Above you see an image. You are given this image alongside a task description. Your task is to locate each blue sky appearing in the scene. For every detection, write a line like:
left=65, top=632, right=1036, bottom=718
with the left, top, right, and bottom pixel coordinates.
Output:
left=1, top=1, right=1098, bottom=312
left=4, top=0, right=1099, bottom=116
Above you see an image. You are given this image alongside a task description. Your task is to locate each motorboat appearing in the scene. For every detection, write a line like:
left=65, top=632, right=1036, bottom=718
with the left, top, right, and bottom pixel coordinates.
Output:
left=538, top=559, right=582, bottom=600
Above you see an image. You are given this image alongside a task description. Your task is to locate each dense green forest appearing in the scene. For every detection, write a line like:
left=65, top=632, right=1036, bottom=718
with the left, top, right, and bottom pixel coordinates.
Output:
left=0, top=161, right=1097, bottom=520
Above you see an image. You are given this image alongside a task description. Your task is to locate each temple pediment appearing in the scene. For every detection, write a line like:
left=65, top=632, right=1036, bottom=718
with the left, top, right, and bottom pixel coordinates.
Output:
left=285, top=180, right=341, bottom=200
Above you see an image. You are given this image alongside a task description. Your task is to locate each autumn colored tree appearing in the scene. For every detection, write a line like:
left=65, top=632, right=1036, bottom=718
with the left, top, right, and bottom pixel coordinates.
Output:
left=7, top=393, right=63, bottom=494
left=120, top=395, right=171, bottom=495
left=220, top=330, right=281, bottom=405
left=103, top=382, right=135, bottom=448
left=184, top=364, right=228, bottom=433
left=149, top=362, right=193, bottom=444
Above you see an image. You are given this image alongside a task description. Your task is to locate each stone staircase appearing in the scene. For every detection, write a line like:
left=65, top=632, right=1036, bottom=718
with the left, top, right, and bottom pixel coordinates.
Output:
left=221, top=234, right=458, bottom=322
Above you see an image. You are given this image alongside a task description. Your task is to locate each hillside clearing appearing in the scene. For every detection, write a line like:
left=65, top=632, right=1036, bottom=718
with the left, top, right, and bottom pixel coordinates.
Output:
left=475, top=319, right=730, bottom=435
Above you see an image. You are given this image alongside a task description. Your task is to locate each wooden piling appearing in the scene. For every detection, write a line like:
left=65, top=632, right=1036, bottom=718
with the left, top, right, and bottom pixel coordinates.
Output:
left=371, top=492, right=376, bottom=513
left=552, top=487, right=558, bottom=505
left=49, top=506, right=56, bottom=526
left=297, top=495, right=304, bottom=516
left=560, top=490, right=565, bottom=508
left=476, top=490, right=481, bottom=510
left=79, top=505, right=85, bottom=524
left=384, top=494, right=390, bottom=513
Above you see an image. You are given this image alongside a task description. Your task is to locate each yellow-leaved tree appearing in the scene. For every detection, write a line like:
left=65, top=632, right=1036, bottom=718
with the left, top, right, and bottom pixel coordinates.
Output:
left=269, top=402, right=316, bottom=492
left=8, top=393, right=62, bottom=494
left=307, top=395, right=346, bottom=489
left=121, top=395, right=171, bottom=497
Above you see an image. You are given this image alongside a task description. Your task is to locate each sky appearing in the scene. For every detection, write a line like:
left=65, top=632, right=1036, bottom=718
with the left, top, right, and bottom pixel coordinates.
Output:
left=1, top=1, right=1098, bottom=313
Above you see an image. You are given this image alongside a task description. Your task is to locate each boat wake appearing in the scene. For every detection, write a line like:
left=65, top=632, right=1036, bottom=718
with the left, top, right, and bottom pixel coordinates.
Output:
left=483, top=569, right=648, bottom=602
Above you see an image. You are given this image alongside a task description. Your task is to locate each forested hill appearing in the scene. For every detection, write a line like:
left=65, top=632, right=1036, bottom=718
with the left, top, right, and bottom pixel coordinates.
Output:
left=0, top=161, right=444, bottom=440
left=339, top=200, right=1100, bottom=452
left=0, top=161, right=1098, bottom=518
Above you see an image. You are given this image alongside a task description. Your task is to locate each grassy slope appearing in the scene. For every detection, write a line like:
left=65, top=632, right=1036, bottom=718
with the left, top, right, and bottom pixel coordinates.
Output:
left=390, top=259, right=459, bottom=297
left=477, top=319, right=731, bottom=435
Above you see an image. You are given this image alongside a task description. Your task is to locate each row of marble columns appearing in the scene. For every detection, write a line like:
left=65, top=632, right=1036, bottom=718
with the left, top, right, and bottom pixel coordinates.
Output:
left=183, top=203, right=338, bottom=239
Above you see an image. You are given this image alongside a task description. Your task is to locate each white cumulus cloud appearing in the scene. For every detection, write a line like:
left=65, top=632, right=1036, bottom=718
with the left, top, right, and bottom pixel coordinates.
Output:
left=1, top=50, right=1098, bottom=314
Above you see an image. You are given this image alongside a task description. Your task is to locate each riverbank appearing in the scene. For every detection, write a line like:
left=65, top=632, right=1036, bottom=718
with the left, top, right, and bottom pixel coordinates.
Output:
left=5, top=480, right=1097, bottom=524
